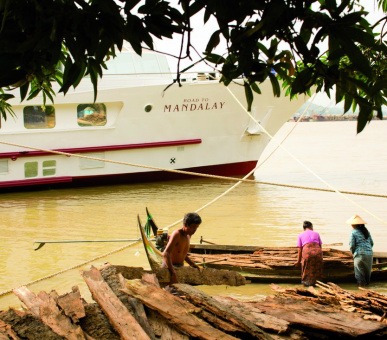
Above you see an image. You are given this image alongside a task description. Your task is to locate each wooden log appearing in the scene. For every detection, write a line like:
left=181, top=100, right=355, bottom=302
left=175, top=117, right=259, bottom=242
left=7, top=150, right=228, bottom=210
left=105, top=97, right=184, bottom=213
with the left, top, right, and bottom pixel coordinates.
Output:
left=0, top=308, right=64, bottom=340
left=0, top=319, right=20, bottom=340
left=121, top=279, right=239, bottom=340
left=101, top=265, right=188, bottom=339
left=100, top=264, right=245, bottom=286
left=153, top=267, right=246, bottom=286
left=199, top=310, right=245, bottom=333
left=57, top=286, right=86, bottom=323
left=146, top=309, right=189, bottom=340
left=172, top=283, right=274, bottom=340
left=251, top=296, right=387, bottom=337
left=37, top=290, right=86, bottom=340
left=79, top=303, right=120, bottom=340
left=100, top=265, right=156, bottom=339
left=13, top=286, right=42, bottom=317
left=82, top=266, right=151, bottom=340
left=13, top=286, right=86, bottom=340
left=212, top=295, right=291, bottom=334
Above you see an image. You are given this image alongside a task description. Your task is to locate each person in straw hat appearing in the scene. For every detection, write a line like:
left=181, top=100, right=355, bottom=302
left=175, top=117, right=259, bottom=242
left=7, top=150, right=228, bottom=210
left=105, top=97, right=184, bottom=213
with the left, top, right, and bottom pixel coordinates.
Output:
left=347, top=214, right=374, bottom=287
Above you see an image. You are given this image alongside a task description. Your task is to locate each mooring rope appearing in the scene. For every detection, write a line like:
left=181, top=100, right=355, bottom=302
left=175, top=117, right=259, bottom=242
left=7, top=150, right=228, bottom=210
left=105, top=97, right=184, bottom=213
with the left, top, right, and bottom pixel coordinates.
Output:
left=0, top=98, right=313, bottom=296
left=0, top=89, right=385, bottom=297
left=225, top=87, right=387, bottom=226
left=164, top=93, right=316, bottom=230
left=0, top=239, right=142, bottom=298
left=0, top=140, right=384, bottom=199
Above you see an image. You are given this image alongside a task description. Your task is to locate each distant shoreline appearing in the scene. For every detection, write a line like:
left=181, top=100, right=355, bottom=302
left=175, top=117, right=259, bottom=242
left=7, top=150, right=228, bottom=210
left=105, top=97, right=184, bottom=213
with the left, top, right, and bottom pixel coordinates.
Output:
left=289, top=115, right=387, bottom=122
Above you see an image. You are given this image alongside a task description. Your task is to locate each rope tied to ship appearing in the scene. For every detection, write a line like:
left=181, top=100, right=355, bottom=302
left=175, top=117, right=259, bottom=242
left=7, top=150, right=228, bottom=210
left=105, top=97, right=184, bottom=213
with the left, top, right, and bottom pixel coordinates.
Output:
left=0, top=239, right=142, bottom=298
left=0, top=103, right=312, bottom=295
left=225, top=87, right=387, bottom=227
left=0, top=90, right=386, bottom=296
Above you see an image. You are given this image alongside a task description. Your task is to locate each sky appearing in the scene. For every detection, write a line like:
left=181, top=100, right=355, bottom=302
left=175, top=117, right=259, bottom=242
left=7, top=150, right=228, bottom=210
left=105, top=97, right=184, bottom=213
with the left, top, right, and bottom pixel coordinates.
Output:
left=151, top=1, right=385, bottom=107
left=153, top=1, right=385, bottom=71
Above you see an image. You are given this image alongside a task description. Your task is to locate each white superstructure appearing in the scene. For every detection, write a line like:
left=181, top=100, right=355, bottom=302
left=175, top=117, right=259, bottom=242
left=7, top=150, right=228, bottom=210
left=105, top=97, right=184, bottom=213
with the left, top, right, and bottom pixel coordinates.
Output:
left=0, top=48, right=307, bottom=190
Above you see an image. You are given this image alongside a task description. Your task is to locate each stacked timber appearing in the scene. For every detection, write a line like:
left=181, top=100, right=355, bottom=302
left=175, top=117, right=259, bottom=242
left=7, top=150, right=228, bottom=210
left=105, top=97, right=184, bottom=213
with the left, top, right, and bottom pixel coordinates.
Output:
left=269, top=281, right=387, bottom=322
left=188, top=247, right=356, bottom=281
left=0, top=264, right=387, bottom=339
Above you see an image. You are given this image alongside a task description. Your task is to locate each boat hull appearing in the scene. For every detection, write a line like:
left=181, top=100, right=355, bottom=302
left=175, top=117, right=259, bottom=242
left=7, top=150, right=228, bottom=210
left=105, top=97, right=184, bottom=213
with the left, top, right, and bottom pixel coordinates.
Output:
left=188, top=244, right=387, bottom=284
left=0, top=160, right=257, bottom=191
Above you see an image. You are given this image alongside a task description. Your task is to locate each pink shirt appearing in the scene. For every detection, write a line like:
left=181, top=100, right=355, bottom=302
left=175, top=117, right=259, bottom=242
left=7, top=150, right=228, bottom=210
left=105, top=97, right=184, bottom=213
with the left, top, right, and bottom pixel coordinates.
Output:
left=297, top=229, right=322, bottom=247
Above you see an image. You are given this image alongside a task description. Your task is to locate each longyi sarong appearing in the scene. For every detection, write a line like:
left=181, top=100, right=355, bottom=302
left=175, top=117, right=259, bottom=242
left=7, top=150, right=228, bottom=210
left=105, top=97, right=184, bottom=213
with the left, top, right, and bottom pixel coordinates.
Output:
left=301, top=242, right=323, bottom=286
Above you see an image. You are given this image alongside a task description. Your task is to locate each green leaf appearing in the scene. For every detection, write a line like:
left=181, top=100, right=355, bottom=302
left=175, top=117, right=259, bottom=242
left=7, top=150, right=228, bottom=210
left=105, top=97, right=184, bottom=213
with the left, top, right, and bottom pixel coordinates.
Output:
left=268, top=73, right=280, bottom=97
left=357, top=104, right=372, bottom=133
left=19, top=82, right=29, bottom=102
left=205, top=30, right=221, bottom=53
left=343, top=93, right=353, bottom=113
left=340, top=39, right=373, bottom=77
left=291, top=68, right=313, bottom=95
left=204, top=53, right=226, bottom=65
left=244, top=82, right=253, bottom=112
left=251, top=82, right=261, bottom=94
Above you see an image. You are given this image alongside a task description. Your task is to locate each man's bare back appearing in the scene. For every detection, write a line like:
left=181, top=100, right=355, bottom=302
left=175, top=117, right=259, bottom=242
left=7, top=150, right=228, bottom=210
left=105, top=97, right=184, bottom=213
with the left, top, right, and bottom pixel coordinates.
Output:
left=165, top=229, right=191, bottom=265
left=162, top=212, right=202, bottom=284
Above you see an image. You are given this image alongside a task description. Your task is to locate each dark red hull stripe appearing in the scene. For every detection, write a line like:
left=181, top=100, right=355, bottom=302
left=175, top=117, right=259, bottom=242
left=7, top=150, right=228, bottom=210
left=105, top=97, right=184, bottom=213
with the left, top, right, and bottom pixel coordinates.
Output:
left=0, top=139, right=202, bottom=159
left=0, top=161, right=258, bottom=190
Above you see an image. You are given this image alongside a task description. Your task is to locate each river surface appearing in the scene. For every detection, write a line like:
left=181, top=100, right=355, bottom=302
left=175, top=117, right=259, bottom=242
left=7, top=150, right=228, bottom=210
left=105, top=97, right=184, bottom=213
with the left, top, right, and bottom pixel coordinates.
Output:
left=1, top=120, right=387, bottom=309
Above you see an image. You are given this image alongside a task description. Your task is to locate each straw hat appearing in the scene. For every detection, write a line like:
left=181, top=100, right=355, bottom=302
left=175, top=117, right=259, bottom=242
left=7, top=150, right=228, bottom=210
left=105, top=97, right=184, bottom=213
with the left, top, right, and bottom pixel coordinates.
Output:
left=346, top=214, right=367, bottom=225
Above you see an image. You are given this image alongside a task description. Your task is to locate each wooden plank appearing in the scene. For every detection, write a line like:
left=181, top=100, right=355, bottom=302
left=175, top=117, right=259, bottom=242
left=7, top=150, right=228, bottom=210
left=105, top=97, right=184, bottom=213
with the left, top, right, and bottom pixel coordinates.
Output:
left=374, top=252, right=387, bottom=259
left=0, top=309, right=64, bottom=340
left=121, top=279, right=239, bottom=340
left=252, top=296, right=387, bottom=337
left=37, top=290, right=87, bottom=340
left=212, top=295, right=290, bottom=334
left=100, top=264, right=245, bottom=286
left=146, top=309, right=189, bottom=340
left=0, top=319, right=20, bottom=340
left=57, top=286, right=86, bottom=323
left=80, top=303, right=121, bottom=340
left=82, top=266, right=151, bottom=340
left=13, top=286, right=86, bottom=340
left=153, top=266, right=246, bottom=286
left=190, top=244, right=263, bottom=252
left=172, top=283, right=274, bottom=340
left=13, top=286, right=42, bottom=317
left=373, top=262, right=387, bottom=269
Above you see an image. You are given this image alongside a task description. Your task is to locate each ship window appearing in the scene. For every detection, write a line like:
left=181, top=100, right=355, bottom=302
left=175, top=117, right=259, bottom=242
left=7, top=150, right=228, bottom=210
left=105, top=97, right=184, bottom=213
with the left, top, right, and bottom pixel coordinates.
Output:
left=77, top=103, right=107, bottom=127
left=0, top=160, right=8, bottom=173
left=23, top=106, right=55, bottom=129
left=43, top=160, right=56, bottom=176
left=25, top=162, right=38, bottom=178
left=79, top=152, right=105, bottom=169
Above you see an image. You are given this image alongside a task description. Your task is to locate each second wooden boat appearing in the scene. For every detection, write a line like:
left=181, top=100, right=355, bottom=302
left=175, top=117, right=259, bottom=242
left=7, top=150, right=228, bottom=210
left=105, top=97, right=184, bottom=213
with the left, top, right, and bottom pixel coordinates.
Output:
left=141, top=209, right=387, bottom=283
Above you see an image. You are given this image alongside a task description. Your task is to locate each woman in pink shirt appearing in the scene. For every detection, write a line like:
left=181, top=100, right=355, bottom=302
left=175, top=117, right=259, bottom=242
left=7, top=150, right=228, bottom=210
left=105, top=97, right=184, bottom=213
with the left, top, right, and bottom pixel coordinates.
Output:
left=295, top=221, right=323, bottom=286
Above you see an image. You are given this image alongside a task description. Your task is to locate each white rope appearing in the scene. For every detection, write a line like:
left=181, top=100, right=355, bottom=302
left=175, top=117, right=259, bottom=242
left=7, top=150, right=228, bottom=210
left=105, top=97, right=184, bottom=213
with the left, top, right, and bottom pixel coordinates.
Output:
left=0, top=89, right=384, bottom=297
left=0, top=93, right=311, bottom=295
left=225, top=87, right=387, bottom=226
left=0, top=240, right=142, bottom=298
left=0, top=140, right=293, bottom=185
left=164, top=93, right=316, bottom=230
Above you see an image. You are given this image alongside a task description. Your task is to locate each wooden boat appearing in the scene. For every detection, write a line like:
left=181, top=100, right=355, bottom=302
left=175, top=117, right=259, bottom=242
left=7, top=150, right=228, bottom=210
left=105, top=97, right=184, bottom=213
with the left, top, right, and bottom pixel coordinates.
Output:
left=141, top=209, right=387, bottom=283
left=137, top=214, right=163, bottom=270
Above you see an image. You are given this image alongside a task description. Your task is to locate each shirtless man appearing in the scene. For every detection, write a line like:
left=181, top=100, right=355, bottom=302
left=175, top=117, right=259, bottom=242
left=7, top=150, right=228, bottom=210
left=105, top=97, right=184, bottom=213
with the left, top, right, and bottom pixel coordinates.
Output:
left=162, top=212, right=202, bottom=284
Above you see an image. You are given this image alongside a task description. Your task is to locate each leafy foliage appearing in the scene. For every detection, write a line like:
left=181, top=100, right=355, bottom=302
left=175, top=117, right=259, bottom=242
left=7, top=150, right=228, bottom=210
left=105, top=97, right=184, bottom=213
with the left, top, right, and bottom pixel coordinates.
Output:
left=0, top=0, right=386, bottom=132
